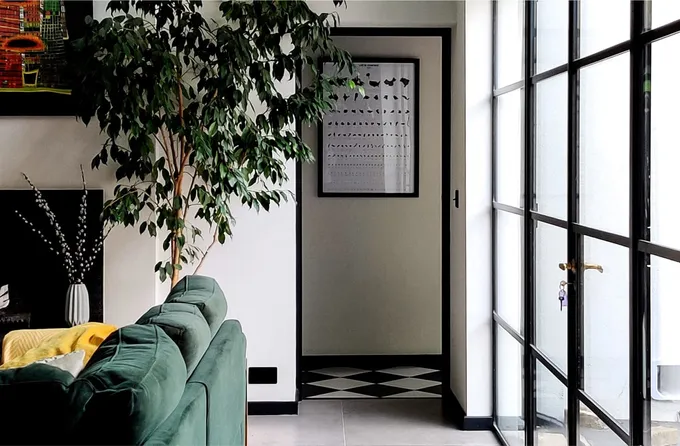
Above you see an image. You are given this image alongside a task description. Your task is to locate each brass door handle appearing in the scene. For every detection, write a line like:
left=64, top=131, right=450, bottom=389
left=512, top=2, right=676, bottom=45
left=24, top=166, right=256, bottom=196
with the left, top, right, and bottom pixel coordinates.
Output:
left=558, top=261, right=603, bottom=273
left=584, top=263, right=604, bottom=273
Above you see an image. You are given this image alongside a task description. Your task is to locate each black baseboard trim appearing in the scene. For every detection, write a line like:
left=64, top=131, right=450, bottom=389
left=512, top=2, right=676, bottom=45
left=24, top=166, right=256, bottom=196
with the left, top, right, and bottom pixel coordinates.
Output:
left=248, top=401, right=298, bottom=415
left=443, top=388, right=493, bottom=431
left=302, top=354, right=443, bottom=370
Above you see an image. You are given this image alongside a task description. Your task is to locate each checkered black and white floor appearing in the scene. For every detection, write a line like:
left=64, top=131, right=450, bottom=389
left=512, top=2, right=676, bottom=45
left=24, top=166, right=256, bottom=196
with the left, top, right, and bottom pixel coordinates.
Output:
left=301, top=366, right=442, bottom=399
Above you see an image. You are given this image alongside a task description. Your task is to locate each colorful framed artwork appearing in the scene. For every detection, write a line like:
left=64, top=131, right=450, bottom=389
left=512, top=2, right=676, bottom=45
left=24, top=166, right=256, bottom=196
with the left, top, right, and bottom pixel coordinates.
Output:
left=0, top=0, right=93, bottom=116
left=318, top=57, right=420, bottom=197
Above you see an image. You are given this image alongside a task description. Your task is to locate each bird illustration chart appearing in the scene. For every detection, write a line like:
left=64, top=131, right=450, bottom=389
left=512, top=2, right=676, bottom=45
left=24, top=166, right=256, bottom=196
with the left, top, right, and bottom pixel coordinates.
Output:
left=321, top=60, right=418, bottom=195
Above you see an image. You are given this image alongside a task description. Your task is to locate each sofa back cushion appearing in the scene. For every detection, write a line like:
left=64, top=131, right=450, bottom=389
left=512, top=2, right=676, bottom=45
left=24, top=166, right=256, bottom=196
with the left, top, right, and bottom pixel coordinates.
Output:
left=0, top=364, right=75, bottom=444
left=165, top=275, right=227, bottom=335
left=67, top=325, right=187, bottom=445
left=136, top=303, right=211, bottom=375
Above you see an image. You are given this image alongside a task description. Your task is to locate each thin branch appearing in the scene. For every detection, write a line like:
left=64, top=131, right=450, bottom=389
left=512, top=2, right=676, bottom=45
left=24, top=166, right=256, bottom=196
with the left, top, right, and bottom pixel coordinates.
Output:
left=183, top=167, right=197, bottom=219
left=193, top=229, right=219, bottom=275
left=14, top=210, right=57, bottom=255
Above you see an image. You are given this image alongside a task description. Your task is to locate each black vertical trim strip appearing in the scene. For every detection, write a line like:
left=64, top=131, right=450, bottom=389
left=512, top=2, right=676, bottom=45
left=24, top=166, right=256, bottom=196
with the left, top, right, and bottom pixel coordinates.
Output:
left=523, top=2, right=536, bottom=446
left=567, top=0, right=581, bottom=444
left=630, top=2, right=651, bottom=445
left=441, top=26, right=453, bottom=396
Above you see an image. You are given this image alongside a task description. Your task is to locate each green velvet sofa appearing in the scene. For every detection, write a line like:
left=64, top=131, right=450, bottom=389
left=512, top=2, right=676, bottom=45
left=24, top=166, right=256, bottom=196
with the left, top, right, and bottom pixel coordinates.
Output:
left=0, top=275, right=247, bottom=446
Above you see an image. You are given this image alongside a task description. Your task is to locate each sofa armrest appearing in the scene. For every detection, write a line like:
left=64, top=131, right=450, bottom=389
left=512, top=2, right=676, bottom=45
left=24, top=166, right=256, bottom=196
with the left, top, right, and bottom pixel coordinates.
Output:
left=2, top=328, right=68, bottom=364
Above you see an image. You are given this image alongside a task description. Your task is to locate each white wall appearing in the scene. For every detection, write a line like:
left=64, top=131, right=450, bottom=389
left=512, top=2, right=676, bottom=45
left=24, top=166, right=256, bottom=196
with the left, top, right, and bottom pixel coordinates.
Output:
left=450, top=0, right=468, bottom=414
left=0, top=121, right=158, bottom=327
left=0, top=0, right=486, bottom=406
left=302, top=35, right=443, bottom=356
left=0, top=1, right=157, bottom=328
left=308, top=0, right=457, bottom=27
left=450, top=0, right=494, bottom=418
left=464, top=0, right=493, bottom=418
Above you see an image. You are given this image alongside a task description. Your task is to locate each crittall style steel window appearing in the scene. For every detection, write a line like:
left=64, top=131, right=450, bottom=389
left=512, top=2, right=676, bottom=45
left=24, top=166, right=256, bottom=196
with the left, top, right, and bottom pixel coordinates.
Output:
left=492, top=1, right=680, bottom=445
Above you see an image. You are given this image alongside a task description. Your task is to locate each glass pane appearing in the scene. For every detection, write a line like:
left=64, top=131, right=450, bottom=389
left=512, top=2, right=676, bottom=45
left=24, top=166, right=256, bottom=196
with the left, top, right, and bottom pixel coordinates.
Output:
left=496, top=211, right=523, bottom=333
left=535, top=223, right=568, bottom=372
left=583, top=237, right=629, bottom=432
left=536, top=0, right=568, bottom=74
left=651, top=34, right=680, bottom=250
left=579, top=402, right=627, bottom=446
left=653, top=0, right=680, bottom=29
left=496, top=89, right=524, bottom=208
left=535, top=73, right=567, bottom=220
left=579, top=0, right=630, bottom=57
left=536, top=363, right=567, bottom=445
left=650, top=256, right=680, bottom=435
left=496, top=0, right=524, bottom=88
left=496, top=325, right=525, bottom=446
left=579, top=54, right=630, bottom=236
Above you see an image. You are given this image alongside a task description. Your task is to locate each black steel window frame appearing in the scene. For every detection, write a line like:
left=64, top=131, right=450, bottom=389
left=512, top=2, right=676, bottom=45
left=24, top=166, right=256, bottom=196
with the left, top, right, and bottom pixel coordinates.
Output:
left=491, top=2, right=680, bottom=446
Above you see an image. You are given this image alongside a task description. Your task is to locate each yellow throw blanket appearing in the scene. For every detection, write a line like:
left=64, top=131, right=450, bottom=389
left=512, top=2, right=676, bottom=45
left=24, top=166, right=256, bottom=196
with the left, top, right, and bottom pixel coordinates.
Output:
left=0, top=322, right=117, bottom=370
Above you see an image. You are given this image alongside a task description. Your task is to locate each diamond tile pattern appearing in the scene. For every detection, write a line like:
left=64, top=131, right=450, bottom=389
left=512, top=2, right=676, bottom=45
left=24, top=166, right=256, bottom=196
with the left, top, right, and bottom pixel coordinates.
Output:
left=302, top=366, right=442, bottom=400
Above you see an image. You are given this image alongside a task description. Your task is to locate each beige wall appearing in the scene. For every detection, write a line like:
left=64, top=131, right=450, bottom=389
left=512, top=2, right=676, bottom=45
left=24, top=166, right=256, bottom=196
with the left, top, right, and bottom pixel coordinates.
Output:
left=302, top=35, right=443, bottom=356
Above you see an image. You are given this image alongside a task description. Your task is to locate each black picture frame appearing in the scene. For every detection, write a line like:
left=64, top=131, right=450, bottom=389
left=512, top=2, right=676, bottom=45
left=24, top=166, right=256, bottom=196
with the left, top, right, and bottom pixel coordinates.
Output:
left=0, top=0, right=94, bottom=116
left=318, top=56, right=420, bottom=198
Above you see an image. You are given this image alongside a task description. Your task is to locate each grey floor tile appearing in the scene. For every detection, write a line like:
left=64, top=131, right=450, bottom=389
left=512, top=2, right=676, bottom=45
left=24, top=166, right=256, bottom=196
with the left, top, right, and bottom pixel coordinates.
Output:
left=342, top=400, right=499, bottom=446
left=248, top=400, right=345, bottom=446
left=248, top=399, right=499, bottom=446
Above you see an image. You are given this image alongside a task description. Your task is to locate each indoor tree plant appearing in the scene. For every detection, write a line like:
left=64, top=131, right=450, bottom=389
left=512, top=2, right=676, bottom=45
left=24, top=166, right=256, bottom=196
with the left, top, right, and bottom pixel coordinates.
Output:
left=72, top=0, right=356, bottom=285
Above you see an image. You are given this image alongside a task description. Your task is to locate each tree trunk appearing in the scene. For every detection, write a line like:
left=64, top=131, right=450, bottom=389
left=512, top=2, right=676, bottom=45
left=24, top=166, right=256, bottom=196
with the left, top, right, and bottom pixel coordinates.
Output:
left=170, top=167, right=184, bottom=287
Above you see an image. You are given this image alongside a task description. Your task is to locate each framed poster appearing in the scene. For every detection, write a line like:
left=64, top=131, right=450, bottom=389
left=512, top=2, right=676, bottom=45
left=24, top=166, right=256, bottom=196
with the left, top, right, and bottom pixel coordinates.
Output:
left=0, top=0, right=93, bottom=116
left=319, top=57, right=420, bottom=197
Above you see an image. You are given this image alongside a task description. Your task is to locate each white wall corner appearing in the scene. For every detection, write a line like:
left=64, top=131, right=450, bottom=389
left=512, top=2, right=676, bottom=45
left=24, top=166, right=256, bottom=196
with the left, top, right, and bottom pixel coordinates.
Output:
left=450, top=0, right=469, bottom=414
left=463, top=0, right=493, bottom=418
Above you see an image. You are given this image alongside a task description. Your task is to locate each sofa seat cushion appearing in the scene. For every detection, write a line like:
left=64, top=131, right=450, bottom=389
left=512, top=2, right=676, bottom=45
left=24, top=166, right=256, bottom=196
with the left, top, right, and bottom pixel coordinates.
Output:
left=141, top=382, right=207, bottom=446
left=137, top=303, right=211, bottom=375
left=0, top=364, right=76, bottom=444
left=67, top=325, right=187, bottom=445
left=165, top=275, right=227, bottom=335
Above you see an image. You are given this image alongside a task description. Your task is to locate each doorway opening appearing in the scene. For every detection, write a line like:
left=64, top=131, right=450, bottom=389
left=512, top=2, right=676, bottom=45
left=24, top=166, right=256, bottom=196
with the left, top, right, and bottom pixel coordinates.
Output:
left=296, top=27, right=452, bottom=404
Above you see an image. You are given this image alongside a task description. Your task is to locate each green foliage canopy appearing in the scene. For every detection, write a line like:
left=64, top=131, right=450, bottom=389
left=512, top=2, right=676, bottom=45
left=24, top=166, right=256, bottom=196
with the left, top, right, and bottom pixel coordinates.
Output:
left=72, top=0, right=354, bottom=283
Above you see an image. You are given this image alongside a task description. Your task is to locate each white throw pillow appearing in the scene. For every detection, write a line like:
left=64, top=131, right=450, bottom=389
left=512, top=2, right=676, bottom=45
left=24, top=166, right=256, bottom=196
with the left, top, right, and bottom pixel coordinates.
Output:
left=33, top=350, right=86, bottom=377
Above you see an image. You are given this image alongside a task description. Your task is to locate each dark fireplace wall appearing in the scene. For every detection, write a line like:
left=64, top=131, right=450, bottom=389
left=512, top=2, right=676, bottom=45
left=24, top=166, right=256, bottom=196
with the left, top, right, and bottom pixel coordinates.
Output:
left=0, top=189, right=104, bottom=329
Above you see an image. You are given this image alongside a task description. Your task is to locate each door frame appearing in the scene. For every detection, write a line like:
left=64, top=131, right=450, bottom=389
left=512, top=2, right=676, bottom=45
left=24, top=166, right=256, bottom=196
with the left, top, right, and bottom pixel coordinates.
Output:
left=296, top=26, right=453, bottom=401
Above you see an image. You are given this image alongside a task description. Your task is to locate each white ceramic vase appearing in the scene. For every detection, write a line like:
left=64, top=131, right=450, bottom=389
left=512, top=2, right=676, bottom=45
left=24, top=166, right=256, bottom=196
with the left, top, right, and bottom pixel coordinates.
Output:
left=65, top=283, right=90, bottom=327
